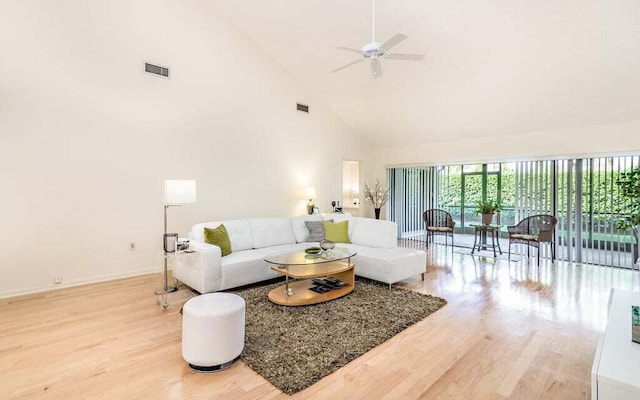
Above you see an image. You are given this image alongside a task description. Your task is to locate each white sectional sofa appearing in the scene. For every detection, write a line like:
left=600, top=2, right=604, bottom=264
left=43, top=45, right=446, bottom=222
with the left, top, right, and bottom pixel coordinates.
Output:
left=174, top=214, right=426, bottom=294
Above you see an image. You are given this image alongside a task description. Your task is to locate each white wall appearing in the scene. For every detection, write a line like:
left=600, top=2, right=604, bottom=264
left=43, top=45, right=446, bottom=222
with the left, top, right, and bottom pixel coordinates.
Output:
left=372, top=120, right=640, bottom=168
left=366, top=120, right=640, bottom=219
left=0, top=0, right=370, bottom=297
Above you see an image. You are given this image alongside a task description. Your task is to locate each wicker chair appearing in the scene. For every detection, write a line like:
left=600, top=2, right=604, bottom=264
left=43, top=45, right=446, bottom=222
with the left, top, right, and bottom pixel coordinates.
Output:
left=423, top=209, right=455, bottom=248
left=507, top=214, right=558, bottom=265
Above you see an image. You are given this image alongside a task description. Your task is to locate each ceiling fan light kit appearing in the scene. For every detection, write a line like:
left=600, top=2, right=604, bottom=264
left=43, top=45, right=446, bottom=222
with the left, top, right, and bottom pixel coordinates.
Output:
left=331, top=0, right=425, bottom=78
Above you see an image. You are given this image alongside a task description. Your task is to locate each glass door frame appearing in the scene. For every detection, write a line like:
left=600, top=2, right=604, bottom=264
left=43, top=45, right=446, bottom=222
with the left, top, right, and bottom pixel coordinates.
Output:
left=460, top=164, right=502, bottom=234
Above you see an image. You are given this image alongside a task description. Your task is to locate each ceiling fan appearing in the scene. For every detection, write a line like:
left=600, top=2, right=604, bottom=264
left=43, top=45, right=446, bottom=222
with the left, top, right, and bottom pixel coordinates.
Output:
left=331, top=0, right=425, bottom=78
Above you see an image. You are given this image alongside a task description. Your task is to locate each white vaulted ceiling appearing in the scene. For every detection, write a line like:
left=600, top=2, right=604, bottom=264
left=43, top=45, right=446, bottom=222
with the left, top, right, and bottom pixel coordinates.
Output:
left=210, top=0, right=640, bottom=147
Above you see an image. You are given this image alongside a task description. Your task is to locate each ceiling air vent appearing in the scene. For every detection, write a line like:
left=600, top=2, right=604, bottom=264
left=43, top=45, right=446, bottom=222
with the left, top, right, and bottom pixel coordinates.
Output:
left=296, top=103, right=309, bottom=113
left=144, top=62, right=170, bottom=78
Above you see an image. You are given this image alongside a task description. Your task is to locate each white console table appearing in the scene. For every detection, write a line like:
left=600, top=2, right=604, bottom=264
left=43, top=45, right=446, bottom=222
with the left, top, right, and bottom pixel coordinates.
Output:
left=591, top=289, right=640, bottom=399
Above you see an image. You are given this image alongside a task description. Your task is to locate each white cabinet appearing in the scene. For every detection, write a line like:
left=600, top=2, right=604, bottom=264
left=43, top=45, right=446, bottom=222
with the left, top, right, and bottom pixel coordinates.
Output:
left=591, top=289, right=640, bottom=400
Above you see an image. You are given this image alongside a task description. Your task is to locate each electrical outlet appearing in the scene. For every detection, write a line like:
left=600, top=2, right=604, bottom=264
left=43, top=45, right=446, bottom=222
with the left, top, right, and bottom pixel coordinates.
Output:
left=53, top=276, right=63, bottom=284
left=129, top=242, right=136, bottom=251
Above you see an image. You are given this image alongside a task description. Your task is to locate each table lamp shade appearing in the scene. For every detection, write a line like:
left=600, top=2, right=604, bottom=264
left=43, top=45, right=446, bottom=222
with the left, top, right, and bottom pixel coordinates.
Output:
left=165, top=180, right=197, bottom=205
left=306, top=187, right=316, bottom=199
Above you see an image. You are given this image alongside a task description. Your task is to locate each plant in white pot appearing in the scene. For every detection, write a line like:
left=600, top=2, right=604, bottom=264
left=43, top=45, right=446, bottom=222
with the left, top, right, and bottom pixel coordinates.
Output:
left=363, top=179, right=389, bottom=219
left=472, top=200, right=503, bottom=225
left=616, top=166, right=640, bottom=267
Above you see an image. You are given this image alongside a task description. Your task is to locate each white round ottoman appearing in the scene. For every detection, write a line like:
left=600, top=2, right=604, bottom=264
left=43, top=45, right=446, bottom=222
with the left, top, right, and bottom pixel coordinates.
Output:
left=182, top=293, right=245, bottom=372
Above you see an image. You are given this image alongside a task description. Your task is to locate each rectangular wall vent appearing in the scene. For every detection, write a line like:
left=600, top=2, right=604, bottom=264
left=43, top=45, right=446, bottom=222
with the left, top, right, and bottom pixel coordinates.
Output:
left=144, top=62, right=170, bottom=78
left=296, top=103, right=309, bottom=113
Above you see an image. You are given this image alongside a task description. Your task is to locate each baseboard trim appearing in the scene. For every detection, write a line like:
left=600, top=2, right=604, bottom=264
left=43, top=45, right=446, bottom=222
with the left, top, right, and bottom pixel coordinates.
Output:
left=0, top=267, right=158, bottom=299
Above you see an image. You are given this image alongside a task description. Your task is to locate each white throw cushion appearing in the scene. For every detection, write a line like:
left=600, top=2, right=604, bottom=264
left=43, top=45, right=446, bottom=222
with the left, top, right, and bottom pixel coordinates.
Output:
left=248, top=218, right=296, bottom=248
left=322, top=212, right=351, bottom=223
left=290, top=214, right=323, bottom=243
left=350, top=217, right=398, bottom=248
left=191, top=219, right=253, bottom=251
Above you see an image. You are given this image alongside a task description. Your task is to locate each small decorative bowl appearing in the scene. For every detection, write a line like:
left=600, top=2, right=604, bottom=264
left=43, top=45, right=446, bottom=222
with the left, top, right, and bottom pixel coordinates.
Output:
left=304, top=247, right=321, bottom=254
left=319, top=240, right=336, bottom=251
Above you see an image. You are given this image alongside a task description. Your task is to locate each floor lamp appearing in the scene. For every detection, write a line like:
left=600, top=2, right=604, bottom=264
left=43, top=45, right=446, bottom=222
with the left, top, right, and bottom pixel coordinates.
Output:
left=156, top=179, right=197, bottom=295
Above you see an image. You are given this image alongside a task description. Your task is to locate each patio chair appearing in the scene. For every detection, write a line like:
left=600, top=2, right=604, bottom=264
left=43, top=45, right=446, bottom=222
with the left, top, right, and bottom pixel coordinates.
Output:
left=423, top=209, right=455, bottom=248
left=507, top=215, right=557, bottom=265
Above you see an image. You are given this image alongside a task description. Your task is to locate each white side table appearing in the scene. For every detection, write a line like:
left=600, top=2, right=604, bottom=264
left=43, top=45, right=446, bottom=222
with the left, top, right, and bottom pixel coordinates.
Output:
left=591, top=289, right=640, bottom=399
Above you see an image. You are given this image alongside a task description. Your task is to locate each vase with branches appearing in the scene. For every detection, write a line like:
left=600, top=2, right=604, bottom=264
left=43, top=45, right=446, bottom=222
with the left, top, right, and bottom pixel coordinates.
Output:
left=363, top=179, right=389, bottom=219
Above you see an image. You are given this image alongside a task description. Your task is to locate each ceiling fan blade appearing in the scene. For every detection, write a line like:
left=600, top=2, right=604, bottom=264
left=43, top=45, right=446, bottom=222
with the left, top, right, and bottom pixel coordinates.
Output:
left=331, top=58, right=364, bottom=73
left=380, top=33, right=407, bottom=51
left=385, top=53, right=426, bottom=61
left=371, top=58, right=382, bottom=78
left=336, top=46, right=364, bottom=55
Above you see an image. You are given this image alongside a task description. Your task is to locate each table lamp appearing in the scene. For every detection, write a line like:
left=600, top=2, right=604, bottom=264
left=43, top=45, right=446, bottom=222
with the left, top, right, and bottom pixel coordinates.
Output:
left=306, top=187, right=316, bottom=215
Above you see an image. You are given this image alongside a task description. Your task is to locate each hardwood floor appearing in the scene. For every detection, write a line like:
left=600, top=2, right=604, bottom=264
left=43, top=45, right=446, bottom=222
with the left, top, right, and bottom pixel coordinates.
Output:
left=1, top=242, right=639, bottom=399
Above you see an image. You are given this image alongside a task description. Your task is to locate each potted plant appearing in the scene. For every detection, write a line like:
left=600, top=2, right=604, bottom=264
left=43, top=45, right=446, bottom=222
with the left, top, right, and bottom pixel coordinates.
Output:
left=616, top=166, right=640, bottom=266
left=473, top=199, right=503, bottom=225
left=363, top=179, right=389, bottom=219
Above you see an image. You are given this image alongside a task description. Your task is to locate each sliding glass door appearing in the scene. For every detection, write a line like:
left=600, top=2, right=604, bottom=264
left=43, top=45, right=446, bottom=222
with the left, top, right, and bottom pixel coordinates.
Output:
left=387, top=154, right=640, bottom=268
left=387, top=167, right=429, bottom=239
left=556, top=157, right=639, bottom=267
left=460, top=163, right=502, bottom=232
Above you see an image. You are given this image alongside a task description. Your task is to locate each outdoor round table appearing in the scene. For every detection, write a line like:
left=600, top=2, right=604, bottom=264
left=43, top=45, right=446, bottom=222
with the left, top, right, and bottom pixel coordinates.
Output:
left=470, top=224, right=503, bottom=257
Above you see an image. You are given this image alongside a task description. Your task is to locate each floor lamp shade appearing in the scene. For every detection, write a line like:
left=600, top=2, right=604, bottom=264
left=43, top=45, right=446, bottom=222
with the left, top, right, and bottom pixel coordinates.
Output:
left=165, top=180, right=197, bottom=205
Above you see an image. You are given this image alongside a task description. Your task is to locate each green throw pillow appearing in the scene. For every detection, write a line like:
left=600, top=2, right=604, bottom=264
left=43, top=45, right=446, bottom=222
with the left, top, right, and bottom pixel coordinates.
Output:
left=204, top=224, right=232, bottom=256
left=323, top=220, right=351, bottom=243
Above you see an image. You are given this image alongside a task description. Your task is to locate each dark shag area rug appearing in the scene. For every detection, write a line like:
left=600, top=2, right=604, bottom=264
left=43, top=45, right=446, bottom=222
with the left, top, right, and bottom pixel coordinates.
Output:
left=231, top=279, right=447, bottom=395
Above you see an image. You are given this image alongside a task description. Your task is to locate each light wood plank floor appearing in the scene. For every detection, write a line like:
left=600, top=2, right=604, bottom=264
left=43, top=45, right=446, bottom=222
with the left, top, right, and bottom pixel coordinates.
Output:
left=2, top=242, right=639, bottom=399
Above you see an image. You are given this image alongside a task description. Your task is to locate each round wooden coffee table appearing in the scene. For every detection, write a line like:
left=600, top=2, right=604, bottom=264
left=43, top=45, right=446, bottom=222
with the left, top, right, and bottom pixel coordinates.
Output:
left=264, top=249, right=357, bottom=306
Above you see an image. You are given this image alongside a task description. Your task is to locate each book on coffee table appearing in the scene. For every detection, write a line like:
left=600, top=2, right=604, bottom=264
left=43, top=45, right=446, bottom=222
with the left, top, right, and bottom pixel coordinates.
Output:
left=311, top=277, right=347, bottom=289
